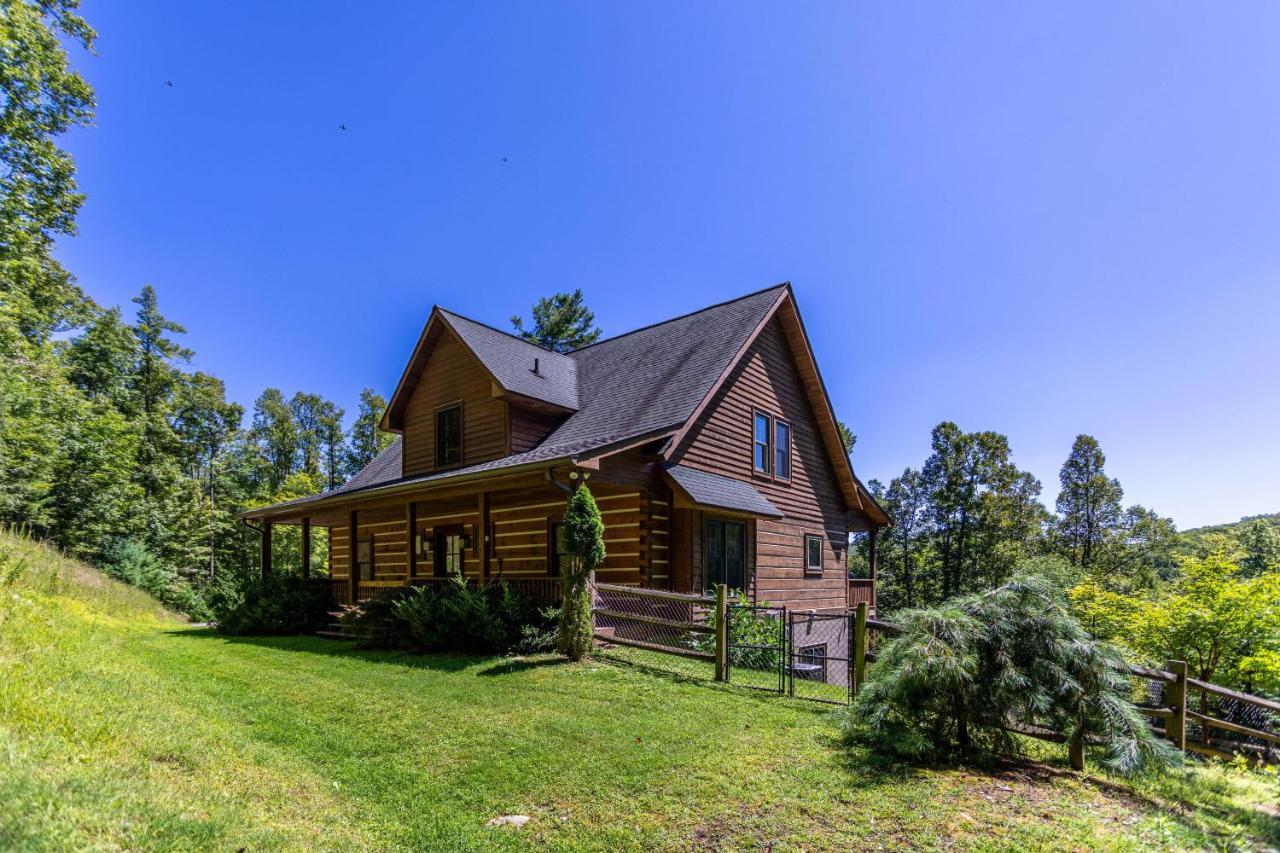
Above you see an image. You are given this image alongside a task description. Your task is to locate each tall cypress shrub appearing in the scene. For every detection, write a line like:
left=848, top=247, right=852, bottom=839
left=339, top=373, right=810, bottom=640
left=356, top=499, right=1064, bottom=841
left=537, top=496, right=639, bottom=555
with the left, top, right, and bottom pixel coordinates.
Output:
left=557, top=484, right=605, bottom=661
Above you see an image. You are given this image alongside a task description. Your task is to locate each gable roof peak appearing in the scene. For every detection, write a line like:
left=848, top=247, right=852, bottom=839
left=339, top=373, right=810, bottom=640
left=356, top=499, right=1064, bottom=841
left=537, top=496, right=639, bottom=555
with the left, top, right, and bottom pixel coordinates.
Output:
left=568, top=282, right=790, bottom=355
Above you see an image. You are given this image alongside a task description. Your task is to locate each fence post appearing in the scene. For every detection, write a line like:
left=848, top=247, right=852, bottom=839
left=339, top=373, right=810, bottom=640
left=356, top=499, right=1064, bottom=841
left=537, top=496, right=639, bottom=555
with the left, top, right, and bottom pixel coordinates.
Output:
left=714, top=584, right=728, bottom=682
left=852, top=601, right=868, bottom=693
left=1166, top=659, right=1188, bottom=752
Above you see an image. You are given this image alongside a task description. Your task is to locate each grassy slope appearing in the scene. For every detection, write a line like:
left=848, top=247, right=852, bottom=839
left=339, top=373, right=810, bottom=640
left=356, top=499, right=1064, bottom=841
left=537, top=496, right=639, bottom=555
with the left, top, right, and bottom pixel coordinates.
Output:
left=1, top=532, right=1275, bottom=851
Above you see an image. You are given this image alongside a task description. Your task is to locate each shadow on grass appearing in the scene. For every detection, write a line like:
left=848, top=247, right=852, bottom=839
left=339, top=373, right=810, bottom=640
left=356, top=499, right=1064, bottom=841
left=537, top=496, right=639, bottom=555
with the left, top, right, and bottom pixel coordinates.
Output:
left=165, top=628, right=480, bottom=672
left=476, top=656, right=566, bottom=676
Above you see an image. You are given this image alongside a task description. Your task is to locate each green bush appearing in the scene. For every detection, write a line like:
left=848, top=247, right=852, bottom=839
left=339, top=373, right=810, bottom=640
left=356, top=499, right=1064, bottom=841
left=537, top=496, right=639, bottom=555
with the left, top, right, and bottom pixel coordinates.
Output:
left=842, top=574, right=1176, bottom=775
left=99, top=538, right=209, bottom=618
left=698, top=590, right=784, bottom=671
left=210, top=570, right=332, bottom=636
left=339, top=578, right=555, bottom=655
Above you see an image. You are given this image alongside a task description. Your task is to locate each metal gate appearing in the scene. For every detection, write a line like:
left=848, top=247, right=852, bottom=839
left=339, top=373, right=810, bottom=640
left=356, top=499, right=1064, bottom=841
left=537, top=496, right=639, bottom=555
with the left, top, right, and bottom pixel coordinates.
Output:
left=724, top=602, right=786, bottom=694
left=788, top=611, right=854, bottom=704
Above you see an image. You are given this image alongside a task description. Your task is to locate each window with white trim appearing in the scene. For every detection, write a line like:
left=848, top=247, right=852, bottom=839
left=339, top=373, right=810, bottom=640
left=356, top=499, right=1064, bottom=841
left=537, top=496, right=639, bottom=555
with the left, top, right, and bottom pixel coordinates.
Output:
left=804, top=534, right=823, bottom=578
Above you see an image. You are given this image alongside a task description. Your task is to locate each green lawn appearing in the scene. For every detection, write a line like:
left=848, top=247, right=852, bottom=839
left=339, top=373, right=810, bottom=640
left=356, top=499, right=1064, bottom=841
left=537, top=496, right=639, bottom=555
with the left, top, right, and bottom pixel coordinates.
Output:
left=1, top=532, right=1276, bottom=851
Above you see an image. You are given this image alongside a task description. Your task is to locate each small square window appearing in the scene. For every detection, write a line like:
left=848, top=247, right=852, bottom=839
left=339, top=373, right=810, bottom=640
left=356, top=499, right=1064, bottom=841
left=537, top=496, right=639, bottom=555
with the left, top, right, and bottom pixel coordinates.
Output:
left=804, top=535, right=823, bottom=577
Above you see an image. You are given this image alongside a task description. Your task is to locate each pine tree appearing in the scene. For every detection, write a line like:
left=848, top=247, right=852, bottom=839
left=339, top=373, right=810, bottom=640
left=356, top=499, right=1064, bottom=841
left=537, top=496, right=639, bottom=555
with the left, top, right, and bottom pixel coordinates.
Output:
left=1055, top=435, right=1123, bottom=568
left=510, top=290, right=602, bottom=353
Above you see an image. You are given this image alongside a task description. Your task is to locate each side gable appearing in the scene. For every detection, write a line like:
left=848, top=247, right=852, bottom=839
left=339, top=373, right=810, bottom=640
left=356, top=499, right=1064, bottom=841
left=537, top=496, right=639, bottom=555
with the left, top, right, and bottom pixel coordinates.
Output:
left=668, top=314, right=850, bottom=530
left=399, top=324, right=507, bottom=477
left=665, top=289, right=889, bottom=529
left=383, top=308, right=576, bottom=435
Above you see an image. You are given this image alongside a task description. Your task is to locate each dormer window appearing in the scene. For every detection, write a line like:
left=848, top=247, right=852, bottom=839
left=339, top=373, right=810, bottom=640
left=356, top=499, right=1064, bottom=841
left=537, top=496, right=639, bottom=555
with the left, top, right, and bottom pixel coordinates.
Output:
left=435, top=403, right=462, bottom=468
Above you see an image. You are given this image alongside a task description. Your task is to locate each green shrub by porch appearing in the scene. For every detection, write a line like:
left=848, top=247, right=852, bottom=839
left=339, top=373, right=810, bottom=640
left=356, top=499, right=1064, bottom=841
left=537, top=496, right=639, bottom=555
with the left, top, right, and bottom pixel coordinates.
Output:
left=557, top=484, right=606, bottom=661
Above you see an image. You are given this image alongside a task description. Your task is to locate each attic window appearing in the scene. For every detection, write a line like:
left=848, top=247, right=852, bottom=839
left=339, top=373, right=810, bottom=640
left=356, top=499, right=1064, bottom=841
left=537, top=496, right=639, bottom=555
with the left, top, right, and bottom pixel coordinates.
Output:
left=435, top=404, right=462, bottom=468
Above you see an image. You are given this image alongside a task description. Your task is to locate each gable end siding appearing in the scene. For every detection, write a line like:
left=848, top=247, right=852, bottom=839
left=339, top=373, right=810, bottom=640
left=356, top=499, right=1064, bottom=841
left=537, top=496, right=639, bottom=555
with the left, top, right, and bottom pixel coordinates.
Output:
left=401, top=331, right=507, bottom=477
left=672, top=316, right=849, bottom=610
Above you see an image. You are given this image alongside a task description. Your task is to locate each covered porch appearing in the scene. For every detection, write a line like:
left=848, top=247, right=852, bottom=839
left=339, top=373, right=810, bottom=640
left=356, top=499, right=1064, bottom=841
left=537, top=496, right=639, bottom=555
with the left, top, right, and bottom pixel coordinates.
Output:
left=243, top=464, right=675, bottom=608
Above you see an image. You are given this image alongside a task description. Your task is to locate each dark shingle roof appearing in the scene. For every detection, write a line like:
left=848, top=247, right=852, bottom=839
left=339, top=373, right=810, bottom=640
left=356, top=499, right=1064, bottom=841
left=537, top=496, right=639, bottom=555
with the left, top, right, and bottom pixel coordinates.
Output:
left=244, top=285, right=788, bottom=517
left=664, top=464, right=782, bottom=517
left=438, top=310, right=578, bottom=410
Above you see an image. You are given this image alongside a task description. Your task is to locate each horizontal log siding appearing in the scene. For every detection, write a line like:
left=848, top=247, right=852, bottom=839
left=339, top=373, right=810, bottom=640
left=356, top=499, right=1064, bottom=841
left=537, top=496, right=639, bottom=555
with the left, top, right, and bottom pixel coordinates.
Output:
left=508, top=406, right=561, bottom=453
left=359, top=514, right=408, bottom=583
left=415, top=505, right=482, bottom=579
left=489, top=483, right=651, bottom=587
left=330, top=525, right=349, bottom=577
left=673, top=317, right=850, bottom=611
left=401, top=330, right=507, bottom=477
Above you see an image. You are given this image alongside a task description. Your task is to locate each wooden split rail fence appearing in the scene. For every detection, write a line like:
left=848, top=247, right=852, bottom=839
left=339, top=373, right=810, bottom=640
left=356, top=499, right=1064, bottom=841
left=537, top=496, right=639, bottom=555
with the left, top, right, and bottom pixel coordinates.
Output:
left=852, top=602, right=1280, bottom=770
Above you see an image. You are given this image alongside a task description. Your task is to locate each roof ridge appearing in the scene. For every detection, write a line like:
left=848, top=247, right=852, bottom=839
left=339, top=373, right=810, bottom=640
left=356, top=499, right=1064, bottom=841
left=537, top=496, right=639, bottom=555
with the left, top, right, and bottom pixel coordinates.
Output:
left=569, top=282, right=790, bottom=354
left=437, top=306, right=570, bottom=357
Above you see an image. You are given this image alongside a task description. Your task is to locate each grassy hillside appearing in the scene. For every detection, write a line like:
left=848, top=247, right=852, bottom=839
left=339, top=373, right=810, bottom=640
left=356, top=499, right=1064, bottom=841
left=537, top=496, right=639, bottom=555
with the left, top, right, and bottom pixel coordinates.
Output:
left=1, top=530, right=1276, bottom=851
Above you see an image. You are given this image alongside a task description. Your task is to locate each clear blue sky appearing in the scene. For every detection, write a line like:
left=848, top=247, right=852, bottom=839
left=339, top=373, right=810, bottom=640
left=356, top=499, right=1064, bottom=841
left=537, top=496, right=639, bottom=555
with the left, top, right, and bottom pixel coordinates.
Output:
left=56, top=2, right=1280, bottom=529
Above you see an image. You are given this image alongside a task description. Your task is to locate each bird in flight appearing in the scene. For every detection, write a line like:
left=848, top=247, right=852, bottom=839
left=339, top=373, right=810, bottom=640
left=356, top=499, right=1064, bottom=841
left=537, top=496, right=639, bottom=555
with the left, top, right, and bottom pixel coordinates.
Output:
left=339, top=124, right=347, bottom=131
left=501, top=157, right=508, bottom=162
left=164, top=80, right=174, bottom=87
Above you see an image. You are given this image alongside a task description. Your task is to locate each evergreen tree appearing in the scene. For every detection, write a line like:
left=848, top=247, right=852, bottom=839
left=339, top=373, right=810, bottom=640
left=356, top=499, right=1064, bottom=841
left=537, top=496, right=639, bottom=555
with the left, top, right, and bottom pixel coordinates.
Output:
left=557, top=485, right=606, bottom=661
left=1055, top=435, right=1123, bottom=568
left=837, top=420, right=857, bottom=454
left=346, top=388, right=393, bottom=474
left=510, top=289, right=602, bottom=353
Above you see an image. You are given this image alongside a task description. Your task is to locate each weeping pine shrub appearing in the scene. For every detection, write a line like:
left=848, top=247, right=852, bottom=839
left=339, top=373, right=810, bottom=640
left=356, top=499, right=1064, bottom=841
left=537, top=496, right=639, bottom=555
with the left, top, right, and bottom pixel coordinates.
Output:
left=557, top=484, right=606, bottom=661
left=843, top=574, right=1176, bottom=774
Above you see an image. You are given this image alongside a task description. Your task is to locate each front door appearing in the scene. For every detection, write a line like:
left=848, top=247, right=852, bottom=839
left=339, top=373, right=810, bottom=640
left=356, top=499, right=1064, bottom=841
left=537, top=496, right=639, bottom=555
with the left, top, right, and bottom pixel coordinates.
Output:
left=434, top=525, right=466, bottom=577
left=704, top=518, right=745, bottom=593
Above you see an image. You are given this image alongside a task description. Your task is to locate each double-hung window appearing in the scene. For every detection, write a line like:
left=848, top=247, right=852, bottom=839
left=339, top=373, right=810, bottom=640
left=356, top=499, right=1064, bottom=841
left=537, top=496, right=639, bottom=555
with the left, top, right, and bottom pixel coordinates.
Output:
left=753, top=409, right=792, bottom=482
left=774, top=419, right=791, bottom=480
left=752, top=411, right=771, bottom=475
left=435, top=404, right=462, bottom=468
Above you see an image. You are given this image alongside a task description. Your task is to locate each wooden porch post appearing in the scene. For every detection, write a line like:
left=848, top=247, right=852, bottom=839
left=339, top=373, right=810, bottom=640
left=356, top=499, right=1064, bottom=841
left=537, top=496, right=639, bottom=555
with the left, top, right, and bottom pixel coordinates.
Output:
left=477, top=491, right=490, bottom=580
left=260, top=521, right=273, bottom=578
left=407, top=501, right=417, bottom=579
left=301, top=517, right=311, bottom=578
left=868, top=527, right=878, bottom=614
left=349, top=509, right=359, bottom=601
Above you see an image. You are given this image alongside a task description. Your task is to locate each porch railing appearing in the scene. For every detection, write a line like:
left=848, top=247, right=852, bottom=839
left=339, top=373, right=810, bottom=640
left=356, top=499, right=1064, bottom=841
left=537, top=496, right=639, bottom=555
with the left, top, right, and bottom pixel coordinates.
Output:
left=847, top=577, right=874, bottom=610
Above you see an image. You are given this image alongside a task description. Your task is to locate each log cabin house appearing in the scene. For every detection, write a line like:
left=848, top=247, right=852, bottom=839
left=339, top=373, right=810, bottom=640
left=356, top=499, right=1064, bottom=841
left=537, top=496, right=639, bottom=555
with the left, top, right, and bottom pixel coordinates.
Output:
left=240, top=284, right=889, bottom=615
